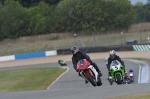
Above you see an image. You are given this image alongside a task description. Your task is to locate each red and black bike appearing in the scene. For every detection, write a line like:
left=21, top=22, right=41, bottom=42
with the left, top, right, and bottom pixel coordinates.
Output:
left=76, top=59, right=102, bottom=86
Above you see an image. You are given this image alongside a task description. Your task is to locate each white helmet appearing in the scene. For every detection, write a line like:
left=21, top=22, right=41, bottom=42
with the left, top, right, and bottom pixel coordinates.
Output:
left=109, top=50, right=116, bottom=59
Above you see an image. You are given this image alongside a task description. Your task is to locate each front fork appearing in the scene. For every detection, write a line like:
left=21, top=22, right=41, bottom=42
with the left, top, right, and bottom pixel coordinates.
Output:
left=79, top=72, right=88, bottom=81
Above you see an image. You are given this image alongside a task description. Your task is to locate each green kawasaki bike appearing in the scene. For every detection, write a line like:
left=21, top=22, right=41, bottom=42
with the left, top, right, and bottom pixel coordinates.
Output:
left=108, top=60, right=125, bottom=85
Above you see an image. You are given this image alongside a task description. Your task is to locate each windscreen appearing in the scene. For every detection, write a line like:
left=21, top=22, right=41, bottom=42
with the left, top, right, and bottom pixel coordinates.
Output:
left=111, top=60, right=119, bottom=66
left=77, top=59, right=84, bottom=66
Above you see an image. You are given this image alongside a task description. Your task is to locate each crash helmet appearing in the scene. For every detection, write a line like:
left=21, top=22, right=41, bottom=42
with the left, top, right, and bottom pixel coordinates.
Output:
left=129, top=69, right=134, bottom=72
left=71, top=46, right=79, bottom=54
left=109, top=50, right=116, bottom=59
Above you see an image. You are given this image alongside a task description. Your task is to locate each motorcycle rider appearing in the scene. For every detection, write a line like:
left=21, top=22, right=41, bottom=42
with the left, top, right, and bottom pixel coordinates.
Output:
left=107, top=50, right=129, bottom=78
left=71, top=46, right=102, bottom=84
left=129, top=69, right=134, bottom=73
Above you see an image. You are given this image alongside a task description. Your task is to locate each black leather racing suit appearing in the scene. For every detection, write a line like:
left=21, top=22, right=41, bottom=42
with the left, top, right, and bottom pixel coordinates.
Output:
left=107, top=55, right=125, bottom=71
left=72, top=51, right=101, bottom=74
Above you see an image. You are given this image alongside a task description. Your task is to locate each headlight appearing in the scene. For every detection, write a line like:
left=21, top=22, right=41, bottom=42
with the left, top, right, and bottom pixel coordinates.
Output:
left=129, top=73, right=133, bottom=76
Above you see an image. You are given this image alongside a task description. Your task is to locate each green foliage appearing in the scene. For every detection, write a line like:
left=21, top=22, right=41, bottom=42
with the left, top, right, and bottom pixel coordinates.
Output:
left=27, top=6, right=46, bottom=35
left=134, top=2, right=150, bottom=23
left=42, top=0, right=62, bottom=5
left=0, top=0, right=29, bottom=39
left=42, top=5, right=59, bottom=33
left=56, top=0, right=135, bottom=32
left=109, top=0, right=136, bottom=27
left=0, top=0, right=137, bottom=40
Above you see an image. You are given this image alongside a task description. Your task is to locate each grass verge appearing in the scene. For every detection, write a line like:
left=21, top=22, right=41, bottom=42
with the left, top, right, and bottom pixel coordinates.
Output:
left=0, top=67, right=66, bottom=92
left=105, top=92, right=150, bottom=99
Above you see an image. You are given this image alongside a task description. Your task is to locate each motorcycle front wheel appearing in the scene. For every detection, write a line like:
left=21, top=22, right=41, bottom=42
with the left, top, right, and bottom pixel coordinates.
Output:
left=85, top=72, right=96, bottom=86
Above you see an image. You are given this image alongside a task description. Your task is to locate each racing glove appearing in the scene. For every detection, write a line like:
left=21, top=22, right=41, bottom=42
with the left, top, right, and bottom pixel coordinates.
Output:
left=108, top=71, right=111, bottom=76
left=124, top=67, right=127, bottom=73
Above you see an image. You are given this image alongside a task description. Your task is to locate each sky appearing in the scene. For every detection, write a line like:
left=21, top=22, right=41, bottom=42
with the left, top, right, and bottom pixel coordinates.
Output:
left=130, top=0, right=148, bottom=4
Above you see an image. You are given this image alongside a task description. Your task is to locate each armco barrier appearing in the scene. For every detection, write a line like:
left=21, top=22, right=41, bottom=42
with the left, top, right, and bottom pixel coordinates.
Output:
left=0, top=55, right=15, bottom=62
left=45, top=50, right=57, bottom=56
left=0, top=50, right=57, bottom=62
left=57, top=45, right=133, bottom=55
left=15, top=52, right=46, bottom=60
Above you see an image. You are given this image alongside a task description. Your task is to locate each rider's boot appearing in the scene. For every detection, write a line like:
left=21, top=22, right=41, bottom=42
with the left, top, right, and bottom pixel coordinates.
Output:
left=124, top=67, right=130, bottom=79
left=98, top=71, right=102, bottom=77
left=108, top=71, right=112, bottom=80
left=124, top=67, right=127, bottom=73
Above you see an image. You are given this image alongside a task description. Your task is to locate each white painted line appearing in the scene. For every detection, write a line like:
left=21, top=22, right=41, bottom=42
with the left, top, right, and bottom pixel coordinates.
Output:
left=138, top=64, right=141, bottom=83
left=130, top=60, right=149, bottom=83
left=140, top=62, right=149, bottom=83
left=47, top=67, right=69, bottom=89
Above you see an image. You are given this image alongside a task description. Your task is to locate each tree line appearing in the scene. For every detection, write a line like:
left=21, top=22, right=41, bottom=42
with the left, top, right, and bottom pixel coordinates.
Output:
left=0, top=0, right=149, bottom=40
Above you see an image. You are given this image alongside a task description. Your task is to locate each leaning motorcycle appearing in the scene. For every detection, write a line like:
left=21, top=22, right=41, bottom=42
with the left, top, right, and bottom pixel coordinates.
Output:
left=58, top=60, right=67, bottom=66
left=76, top=59, right=102, bottom=86
left=108, top=60, right=125, bottom=85
left=128, top=70, right=134, bottom=83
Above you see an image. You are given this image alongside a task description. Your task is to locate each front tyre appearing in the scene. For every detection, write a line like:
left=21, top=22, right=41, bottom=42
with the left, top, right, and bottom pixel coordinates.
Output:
left=85, top=72, right=96, bottom=86
left=97, top=77, right=102, bottom=86
left=116, top=74, right=122, bottom=84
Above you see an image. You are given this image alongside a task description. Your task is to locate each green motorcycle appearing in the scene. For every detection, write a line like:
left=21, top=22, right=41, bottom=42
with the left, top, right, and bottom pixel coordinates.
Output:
left=58, top=60, right=67, bottom=66
left=108, top=60, right=125, bottom=85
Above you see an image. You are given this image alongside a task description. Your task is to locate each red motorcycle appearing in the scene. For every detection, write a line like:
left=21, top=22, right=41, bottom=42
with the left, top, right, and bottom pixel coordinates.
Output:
left=76, top=59, right=102, bottom=86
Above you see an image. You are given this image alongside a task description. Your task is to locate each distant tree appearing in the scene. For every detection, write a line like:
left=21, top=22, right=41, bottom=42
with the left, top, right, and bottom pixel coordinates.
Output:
left=56, top=0, right=136, bottom=32
left=0, top=0, right=4, bottom=5
left=134, top=2, right=150, bottom=22
left=16, top=0, right=61, bottom=7
left=42, top=0, right=61, bottom=5
left=147, top=0, right=150, bottom=4
left=0, top=0, right=29, bottom=39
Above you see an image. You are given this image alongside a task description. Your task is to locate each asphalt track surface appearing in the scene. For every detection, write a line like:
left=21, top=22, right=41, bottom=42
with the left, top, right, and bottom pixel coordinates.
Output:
left=0, top=59, right=149, bottom=99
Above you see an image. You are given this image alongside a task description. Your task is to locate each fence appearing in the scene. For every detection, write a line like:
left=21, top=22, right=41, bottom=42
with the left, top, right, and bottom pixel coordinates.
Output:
left=0, top=23, right=150, bottom=56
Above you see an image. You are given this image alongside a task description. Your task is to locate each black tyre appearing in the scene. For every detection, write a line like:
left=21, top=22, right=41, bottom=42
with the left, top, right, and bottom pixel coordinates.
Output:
left=97, top=77, right=102, bottom=86
left=85, top=72, right=96, bottom=86
left=116, top=74, right=122, bottom=84
left=109, top=79, right=113, bottom=85
left=130, top=76, right=134, bottom=82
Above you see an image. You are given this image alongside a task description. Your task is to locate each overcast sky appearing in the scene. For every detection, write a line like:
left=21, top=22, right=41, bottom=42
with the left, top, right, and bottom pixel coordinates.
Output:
left=130, top=0, right=147, bottom=4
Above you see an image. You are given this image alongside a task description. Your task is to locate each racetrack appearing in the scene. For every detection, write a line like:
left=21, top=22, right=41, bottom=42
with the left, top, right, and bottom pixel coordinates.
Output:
left=0, top=51, right=150, bottom=99
left=48, top=60, right=139, bottom=89
left=0, top=59, right=142, bottom=99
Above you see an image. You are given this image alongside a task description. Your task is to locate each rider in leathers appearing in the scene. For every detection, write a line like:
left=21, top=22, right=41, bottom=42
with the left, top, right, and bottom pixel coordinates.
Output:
left=107, top=50, right=127, bottom=77
left=71, top=46, right=102, bottom=83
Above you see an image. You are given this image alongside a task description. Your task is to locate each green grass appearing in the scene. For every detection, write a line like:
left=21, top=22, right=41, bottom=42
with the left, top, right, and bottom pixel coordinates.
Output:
left=105, top=92, right=150, bottom=99
left=0, top=31, right=150, bottom=56
left=0, top=67, right=66, bottom=92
